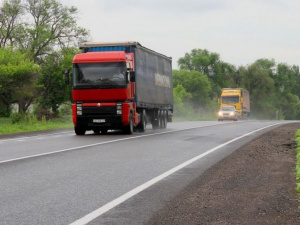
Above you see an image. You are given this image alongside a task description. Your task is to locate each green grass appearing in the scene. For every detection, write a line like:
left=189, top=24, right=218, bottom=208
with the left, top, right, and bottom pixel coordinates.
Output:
left=0, top=115, right=73, bottom=135
left=295, top=129, right=300, bottom=208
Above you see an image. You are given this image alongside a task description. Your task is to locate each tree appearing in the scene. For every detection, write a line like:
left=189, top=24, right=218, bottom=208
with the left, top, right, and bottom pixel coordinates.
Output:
left=173, top=84, right=192, bottom=117
left=291, top=65, right=300, bottom=99
left=37, top=47, right=78, bottom=116
left=177, top=49, right=237, bottom=98
left=277, top=93, right=299, bottom=120
left=173, top=70, right=211, bottom=112
left=178, top=49, right=219, bottom=74
left=0, top=0, right=89, bottom=116
left=243, top=61, right=276, bottom=119
left=0, top=0, right=23, bottom=47
left=0, top=47, right=40, bottom=114
left=20, top=0, right=89, bottom=62
left=271, top=63, right=300, bottom=119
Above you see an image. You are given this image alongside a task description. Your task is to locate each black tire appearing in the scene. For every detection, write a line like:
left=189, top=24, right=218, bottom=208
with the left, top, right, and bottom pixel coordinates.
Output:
left=93, top=129, right=100, bottom=134
left=137, top=110, right=146, bottom=132
left=158, top=110, right=162, bottom=129
left=124, top=113, right=134, bottom=134
left=152, top=119, right=159, bottom=129
left=75, top=126, right=86, bottom=135
left=101, top=129, right=108, bottom=134
left=162, top=110, right=167, bottom=129
left=152, top=111, right=159, bottom=130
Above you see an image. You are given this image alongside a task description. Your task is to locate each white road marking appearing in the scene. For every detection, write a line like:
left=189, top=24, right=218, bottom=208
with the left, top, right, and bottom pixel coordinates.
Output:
left=36, top=137, right=45, bottom=140
left=69, top=123, right=280, bottom=225
left=0, top=124, right=222, bottom=164
left=0, top=131, right=73, bottom=143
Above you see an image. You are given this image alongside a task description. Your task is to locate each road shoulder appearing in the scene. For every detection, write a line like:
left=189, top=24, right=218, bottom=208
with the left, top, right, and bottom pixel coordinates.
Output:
left=146, top=123, right=300, bottom=225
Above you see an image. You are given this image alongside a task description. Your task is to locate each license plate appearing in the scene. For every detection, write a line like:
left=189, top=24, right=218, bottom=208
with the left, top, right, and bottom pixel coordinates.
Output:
left=93, top=119, right=105, bottom=123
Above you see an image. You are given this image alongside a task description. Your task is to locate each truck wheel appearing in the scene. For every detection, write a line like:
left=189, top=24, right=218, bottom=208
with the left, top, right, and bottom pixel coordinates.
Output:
left=101, top=129, right=108, bottom=134
left=124, top=113, right=133, bottom=134
left=75, top=126, right=86, bottom=135
left=158, top=110, right=162, bottom=129
left=93, top=129, right=100, bottom=134
left=137, top=110, right=146, bottom=132
left=151, top=110, right=159, bottom=130
left=162, top=110, right=167, bottom=129
left=152, top=119, right=159, bottom=129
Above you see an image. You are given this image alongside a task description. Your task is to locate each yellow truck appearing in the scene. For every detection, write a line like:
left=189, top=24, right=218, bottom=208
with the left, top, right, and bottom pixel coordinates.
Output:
left=218, top=88, right=250, bottom=119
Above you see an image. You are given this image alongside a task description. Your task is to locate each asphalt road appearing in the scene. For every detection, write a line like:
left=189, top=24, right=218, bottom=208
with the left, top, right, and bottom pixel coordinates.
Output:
left=0, top=120, right=297, bottom=225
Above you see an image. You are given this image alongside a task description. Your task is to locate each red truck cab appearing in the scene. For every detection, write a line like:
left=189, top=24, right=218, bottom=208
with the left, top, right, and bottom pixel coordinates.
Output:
left=71, top=51, right=138, bottom=135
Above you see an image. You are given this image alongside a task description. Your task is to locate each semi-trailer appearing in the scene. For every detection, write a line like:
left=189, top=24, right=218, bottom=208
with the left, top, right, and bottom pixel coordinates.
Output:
left=66, top=42, right=173, bottom=135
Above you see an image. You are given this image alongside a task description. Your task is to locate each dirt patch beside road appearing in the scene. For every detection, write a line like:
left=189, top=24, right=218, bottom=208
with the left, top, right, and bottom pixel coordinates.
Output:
left=147, top=123, right=300, bottom=225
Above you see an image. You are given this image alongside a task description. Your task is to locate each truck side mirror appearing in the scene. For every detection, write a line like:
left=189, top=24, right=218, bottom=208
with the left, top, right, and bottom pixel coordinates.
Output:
left=241, top=97, right=243, bottom=103
left=65, top=69, right=70, bottom=85
left=130, top=71, right=135, bottom=82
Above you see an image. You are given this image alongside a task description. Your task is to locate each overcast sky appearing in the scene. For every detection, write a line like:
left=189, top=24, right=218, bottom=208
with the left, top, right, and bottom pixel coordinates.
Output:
left=62, top=0, right=299, bottom=69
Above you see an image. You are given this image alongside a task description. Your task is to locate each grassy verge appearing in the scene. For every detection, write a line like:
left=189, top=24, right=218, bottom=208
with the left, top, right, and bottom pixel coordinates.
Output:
left=295, top=130, right=300, bottom=205
left=0, top=115, right=73, bottom=135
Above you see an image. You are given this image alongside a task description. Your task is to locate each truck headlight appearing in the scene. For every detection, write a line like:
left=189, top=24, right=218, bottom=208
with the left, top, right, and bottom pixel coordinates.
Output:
left=77, top=103, right=82, bottom=115
left=229, top=112, right=234, bottom=116
left=218, top=111, right=223, bottom=116
left=116, top=103, right=122, bottom=115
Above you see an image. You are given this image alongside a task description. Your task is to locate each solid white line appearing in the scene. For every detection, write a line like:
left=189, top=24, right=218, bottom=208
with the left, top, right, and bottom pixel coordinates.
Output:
left=69, top=123, right=280, bottom=225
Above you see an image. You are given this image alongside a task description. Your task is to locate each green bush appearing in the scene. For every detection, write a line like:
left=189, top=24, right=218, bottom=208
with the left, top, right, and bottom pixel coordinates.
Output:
left=10, top=113, right=23, bottom=124
left=59, top=102, right=72, bottom=116
left=25, top=114, right=38, bottom=125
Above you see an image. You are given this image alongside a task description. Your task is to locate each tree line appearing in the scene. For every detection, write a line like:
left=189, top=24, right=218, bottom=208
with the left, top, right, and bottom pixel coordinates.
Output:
left=0, top=0, right=87, bottom=118
left=174, top=49, right=300, bottom=120
left=1, top=0, right=299, bottom=121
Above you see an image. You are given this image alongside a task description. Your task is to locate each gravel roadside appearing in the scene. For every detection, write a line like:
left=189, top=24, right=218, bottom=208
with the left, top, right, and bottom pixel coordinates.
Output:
left=146, top=123, right=300, bottom=225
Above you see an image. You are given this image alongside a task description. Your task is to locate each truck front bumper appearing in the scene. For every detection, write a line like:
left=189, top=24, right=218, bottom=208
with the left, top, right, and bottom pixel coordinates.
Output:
left=76, top=115, right=123, bottom=130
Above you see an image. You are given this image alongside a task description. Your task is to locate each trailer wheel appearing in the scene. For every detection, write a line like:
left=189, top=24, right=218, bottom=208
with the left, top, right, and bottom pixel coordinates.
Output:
left=137, top=110, right=146, bottom=132
left=151, top=110, right=159, bottom=130
left=162, top=110, right=167, bottom=129
left=152, top=119, right=159, bottom=129
left=75, top=126, right=86, bottom=135
left=158, top=110, right=162, bottom=128
left=124, top=113, right=134, bottom=134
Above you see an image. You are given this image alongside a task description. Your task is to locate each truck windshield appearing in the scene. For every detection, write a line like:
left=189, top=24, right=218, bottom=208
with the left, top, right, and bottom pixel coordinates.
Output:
left=222, top=96, right=239, bottom=103
left=73, top=62, right=126, bottom=88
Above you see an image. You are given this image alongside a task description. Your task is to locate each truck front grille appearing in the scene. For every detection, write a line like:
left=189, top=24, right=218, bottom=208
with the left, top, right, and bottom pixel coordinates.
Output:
left=82, top=106, right=116, bottom=116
